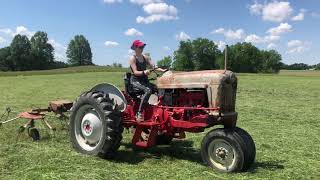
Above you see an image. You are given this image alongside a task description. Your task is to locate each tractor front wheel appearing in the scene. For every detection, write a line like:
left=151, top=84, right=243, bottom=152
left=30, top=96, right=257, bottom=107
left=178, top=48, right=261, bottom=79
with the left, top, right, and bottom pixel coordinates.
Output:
left=70, top=91, right=123, bottom=159
left=201, top=128, right=255, bottom=172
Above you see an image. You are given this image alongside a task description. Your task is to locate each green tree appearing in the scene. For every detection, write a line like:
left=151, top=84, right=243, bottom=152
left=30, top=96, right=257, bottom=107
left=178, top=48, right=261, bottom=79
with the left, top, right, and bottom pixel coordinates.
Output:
left=172, top=40, right=194, bottom=71
left=284, top=63, right=310, bottom=70
left=157, top=56, right=172, bottom=69
left=111, top=62, right=122, bottom=68
left=226, top=42, right=263, bottom=73
left=192, top=38, right=221, bottom=70
left=172, top=38, right=221, bottom=71
left=9, top=34, right=32, bottom=71
left=315, top=63, right=320, bottom=70
left=67, top=35, right=93, bottom=66
left=0, top=47, right=12, bottom=71
left=260, top=50, right=282, bottom=73
left=30, top=31, right=54, bottom=70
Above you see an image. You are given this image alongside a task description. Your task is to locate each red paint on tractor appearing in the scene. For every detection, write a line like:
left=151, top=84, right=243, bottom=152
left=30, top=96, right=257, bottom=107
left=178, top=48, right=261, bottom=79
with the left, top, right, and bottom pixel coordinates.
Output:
left=121, top=90, right=226, bottom=148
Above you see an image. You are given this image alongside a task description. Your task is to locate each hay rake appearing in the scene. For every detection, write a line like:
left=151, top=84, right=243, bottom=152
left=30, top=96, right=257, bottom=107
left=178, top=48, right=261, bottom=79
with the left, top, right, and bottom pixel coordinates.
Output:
left=0, top=100, right=73, bottom=141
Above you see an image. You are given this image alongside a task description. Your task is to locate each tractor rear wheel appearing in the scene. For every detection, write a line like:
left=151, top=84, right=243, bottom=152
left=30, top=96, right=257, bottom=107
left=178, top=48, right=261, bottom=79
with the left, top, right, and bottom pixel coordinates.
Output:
left=70, top=91, right=123, bottom=159
left=201, top=128, right=253, bottom=172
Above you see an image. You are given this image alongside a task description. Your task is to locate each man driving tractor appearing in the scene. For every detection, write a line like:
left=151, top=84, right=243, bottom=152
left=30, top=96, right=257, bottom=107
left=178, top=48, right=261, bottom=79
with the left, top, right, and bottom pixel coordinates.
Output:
left=129, top=40, right=166, bottom=121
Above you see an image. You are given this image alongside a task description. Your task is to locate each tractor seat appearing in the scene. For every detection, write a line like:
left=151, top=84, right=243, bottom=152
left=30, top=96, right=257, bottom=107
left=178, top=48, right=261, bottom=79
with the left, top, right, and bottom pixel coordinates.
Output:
left=124, top=73, right=145, bottom=98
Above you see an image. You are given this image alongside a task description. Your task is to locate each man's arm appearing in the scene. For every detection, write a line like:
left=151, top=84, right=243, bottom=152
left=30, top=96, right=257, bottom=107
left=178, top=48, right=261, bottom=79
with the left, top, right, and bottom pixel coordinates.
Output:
left=144, top=55, right=167, bottom=72
left=129, top=56, right=150, bottom=76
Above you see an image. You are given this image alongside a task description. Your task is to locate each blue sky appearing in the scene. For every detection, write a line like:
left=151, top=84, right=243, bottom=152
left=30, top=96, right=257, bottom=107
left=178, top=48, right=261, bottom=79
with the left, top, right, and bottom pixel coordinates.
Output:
left=0, top=0, right=319, bottom=66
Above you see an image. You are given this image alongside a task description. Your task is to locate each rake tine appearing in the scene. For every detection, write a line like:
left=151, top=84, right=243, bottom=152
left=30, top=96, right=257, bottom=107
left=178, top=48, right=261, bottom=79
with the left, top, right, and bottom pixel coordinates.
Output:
left=0, top=116, right=20, bottom=125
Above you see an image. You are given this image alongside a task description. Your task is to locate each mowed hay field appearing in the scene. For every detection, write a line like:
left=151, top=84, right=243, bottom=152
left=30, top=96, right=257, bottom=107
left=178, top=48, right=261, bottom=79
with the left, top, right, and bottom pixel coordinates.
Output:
left=0, top=70, right=319, bottom=179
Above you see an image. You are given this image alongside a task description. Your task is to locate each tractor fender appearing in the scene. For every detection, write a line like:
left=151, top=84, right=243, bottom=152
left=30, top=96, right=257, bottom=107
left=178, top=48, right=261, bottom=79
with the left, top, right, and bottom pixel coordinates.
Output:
left=90, top=83, right=127, bottom=112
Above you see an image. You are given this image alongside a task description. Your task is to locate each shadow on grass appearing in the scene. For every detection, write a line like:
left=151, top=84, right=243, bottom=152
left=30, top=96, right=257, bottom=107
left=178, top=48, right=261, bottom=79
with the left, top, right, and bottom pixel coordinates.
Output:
left=113, top=140, right=285, bottom=173
left=248, top=160, right=285, bottom=173
left=111, top=140, right=203, bottom=165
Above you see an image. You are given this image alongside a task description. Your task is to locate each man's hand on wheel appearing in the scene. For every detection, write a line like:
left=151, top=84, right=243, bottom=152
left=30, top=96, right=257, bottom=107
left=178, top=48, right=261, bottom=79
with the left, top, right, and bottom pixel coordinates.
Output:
left=158, top=68, right=168, bottom=72
left=143, top=70, right=151, bottom=75
left=153, top=66, right=167, bottom=72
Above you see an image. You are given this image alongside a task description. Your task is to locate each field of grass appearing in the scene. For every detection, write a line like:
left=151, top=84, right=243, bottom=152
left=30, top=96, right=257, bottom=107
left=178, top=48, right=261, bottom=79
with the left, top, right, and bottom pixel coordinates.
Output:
left=0, top=70, right=319, bottom=179
left=0, top=65, right=128, bottom=77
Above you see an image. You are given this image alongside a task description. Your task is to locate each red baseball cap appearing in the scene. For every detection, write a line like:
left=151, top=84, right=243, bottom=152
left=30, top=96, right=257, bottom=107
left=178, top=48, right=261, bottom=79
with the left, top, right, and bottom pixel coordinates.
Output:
left=131, top=40, right=146, bottom=50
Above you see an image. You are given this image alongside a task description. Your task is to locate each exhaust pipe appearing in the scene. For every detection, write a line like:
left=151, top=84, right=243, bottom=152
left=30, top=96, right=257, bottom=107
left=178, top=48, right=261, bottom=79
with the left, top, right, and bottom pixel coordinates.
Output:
left=224, top=45, right=228, bottom=71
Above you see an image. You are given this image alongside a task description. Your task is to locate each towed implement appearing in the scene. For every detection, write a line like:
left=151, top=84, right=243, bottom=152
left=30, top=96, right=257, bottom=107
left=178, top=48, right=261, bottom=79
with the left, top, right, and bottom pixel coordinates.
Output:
left=0, top=100, right=72, bottom=140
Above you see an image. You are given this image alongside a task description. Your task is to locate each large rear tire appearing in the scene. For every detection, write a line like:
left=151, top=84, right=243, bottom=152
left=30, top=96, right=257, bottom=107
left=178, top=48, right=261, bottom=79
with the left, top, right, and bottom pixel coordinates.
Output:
left=70, top=91, right=123, bottom=159
left=201, top=128, right=251, bottom=172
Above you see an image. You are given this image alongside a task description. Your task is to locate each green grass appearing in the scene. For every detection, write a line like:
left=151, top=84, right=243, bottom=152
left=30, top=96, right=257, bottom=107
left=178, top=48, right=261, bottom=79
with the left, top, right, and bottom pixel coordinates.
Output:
left=0, top=66, right=128, bottom=77
left=0, top=70, right=319, bottom=179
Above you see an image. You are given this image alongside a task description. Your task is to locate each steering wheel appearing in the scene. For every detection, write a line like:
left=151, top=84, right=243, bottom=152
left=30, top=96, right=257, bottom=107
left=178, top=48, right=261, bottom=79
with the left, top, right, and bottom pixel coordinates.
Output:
left=148, top=68, right=169, bottom=81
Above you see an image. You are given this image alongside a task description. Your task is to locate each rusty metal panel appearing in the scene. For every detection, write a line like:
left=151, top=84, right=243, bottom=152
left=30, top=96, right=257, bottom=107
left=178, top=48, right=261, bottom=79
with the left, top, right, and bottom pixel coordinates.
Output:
left=49, top=100, right=73, bottom=112
left=156, top=70, right=230, bottom=89
left=156, top=70, right=237, bottom=115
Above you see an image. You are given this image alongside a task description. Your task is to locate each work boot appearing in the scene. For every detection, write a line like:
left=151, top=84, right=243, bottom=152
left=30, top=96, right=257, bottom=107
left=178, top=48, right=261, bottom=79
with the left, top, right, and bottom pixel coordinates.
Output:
left=136, top=111, right=144, bottom=122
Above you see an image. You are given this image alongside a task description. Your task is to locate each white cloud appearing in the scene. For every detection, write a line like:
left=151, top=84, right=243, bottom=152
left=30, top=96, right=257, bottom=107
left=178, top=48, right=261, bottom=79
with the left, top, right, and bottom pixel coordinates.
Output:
left=287, top=40, right=310, bottom=54
left=163, top=46, right=170, bottom=51
left=48, top=39, right=67, bottom=61
left=136, top=14, right=178, bottom=24
left=263, top=1, right=293, bottom=22
left=291, top=9, right=305, bottom=21
left=0, top=26, right=34, bottom=38
left=129, top=0, right=162, bottom=5
left=137, top=2, right=178, bottom=24
left=267, top=43, right=277, bottom=49
left=249, top=1, right=293, bottom=22
left=267, top=23, right=292, bottom=36
left=245, top=34, right=264, bottom=44
left=264, top=35, right=280, bottom=42
left=175, top=31, right=191, bottom=41
left=225, top=30, right=244, bottom=40
left=14, top=26, right=35, bottom=38
left=212, top=26, right=283, bottom=46
left=0, top=28, right=13, bottom=36
left=103, top=0, right=122, bottom=4
left=249, top=2, right=264, bottom=15
left=0, top=36, right=6, bottom=44
left=124, top=28, right=143, bottom=36
left=48, top=39, right=66, bottom=50
left=215, top=28, right=245, bottom=40
left=213, top=28, right=225, bottom=34
left=143, top=3, right=177, bottom=15
left=288, top=40, right=303, bottom=48
left=214, top=40, right=226, bottom=51
left=104, top=41, right=119, bottom=47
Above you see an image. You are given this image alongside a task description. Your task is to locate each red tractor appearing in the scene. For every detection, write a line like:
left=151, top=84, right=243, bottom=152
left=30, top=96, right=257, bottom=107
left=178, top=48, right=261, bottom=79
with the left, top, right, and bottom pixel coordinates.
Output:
left=69, top=69, right=256, bottom=172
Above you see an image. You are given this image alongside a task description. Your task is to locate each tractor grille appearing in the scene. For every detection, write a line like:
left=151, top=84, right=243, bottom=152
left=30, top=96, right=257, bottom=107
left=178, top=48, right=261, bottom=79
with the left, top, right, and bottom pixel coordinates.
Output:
left=220, top=74, right=237, bottom=113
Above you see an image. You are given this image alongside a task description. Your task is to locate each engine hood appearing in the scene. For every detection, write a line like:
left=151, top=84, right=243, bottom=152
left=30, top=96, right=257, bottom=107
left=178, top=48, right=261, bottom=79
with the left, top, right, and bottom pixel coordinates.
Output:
left=156, top=70, right=236, bottom=89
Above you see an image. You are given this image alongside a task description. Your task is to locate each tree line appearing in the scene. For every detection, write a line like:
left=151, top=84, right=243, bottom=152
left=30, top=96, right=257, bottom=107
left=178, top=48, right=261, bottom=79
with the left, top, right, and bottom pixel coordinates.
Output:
left=157, top=38, right=319, bottom=73
left=0, top=31, right=93, bottom=71
left=1, top=33, right=318, bottom=73
left=281, top=63, right=320, bottom=70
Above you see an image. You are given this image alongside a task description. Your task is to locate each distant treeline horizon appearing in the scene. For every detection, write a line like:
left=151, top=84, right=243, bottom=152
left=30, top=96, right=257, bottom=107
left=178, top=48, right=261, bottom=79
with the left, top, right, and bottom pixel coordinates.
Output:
left=0, top=30, right=319, bottom=72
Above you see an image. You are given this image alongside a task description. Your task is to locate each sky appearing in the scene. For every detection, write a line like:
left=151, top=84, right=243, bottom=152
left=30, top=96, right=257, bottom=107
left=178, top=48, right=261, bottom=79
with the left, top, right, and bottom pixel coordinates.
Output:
left=0, top=0, right=319, bottom=66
